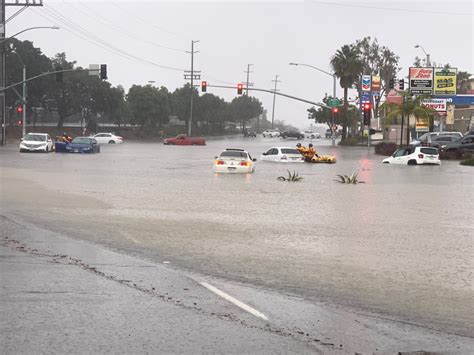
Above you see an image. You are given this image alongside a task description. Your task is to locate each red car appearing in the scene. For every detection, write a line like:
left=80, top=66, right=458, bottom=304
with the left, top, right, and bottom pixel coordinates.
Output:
left=163, top=134, right=206, bottom=145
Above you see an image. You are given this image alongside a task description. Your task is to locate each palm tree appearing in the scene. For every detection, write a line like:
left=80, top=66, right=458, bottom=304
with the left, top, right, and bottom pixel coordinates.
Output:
left=457, top=71, right=471, bottom=94
left=330, top=45, right=364, bottom=141
left=381, top=93, right=438, bottom=145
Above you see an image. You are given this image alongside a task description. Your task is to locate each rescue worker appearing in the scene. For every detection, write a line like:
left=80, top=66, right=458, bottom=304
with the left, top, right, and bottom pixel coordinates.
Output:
left=296, top=143, right=306, bottom=155
left=63, top=132, right=72, bottom=142
left=303, top=143, right=316, bottom=162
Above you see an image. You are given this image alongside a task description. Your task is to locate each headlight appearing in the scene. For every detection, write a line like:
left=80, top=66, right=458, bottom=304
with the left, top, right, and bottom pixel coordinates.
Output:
left=441, top=145, right=447, bottom=149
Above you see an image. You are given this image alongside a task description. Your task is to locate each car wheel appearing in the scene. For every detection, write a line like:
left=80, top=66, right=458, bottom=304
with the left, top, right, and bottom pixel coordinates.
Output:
left=20, top=149, right=25, bottom=153
left=407, top=160, right=417, bottom=165
left=45, top=146, right=49, bottom=153
left=109, top=140, right=115, bottom=144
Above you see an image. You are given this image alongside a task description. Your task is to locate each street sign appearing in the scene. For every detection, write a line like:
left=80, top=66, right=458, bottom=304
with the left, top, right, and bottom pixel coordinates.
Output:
left=88, top=64, right=100, bottom=77
left=361, top=75, right=371, bottom=92
left=328, top=98, right=341, bottom=107
left=371, top=75, right=381, bottom=94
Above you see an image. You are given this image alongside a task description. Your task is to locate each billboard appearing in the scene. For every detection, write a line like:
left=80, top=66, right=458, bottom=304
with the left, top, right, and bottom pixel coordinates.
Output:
left=371, top=75, right=381, bottom=94
left=409, top=67, right=433, bottom=94
left=361, top=75, right=371, bottom=92
left=433, top=68, right=457, bottom=96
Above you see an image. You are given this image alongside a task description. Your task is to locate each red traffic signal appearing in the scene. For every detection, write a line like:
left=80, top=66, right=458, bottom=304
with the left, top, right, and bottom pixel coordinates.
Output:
left=237, top=83, right=243, bottom=95
left=17, top=106, right=23, bottom=114
left=363, top=103, right=371, bottom=111
left=332, top=107, right=339, bottom=114
left=201, top=81, right=207, bottom=92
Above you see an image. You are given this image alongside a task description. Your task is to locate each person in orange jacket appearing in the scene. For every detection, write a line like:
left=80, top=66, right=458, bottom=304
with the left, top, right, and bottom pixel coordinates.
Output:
left=296, top=143, right=307, bottom=155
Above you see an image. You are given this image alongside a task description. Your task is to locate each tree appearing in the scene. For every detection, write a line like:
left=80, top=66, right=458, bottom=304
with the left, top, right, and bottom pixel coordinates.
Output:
left=229, top=96, right=263, bottom=133
left=456, top=71, right=471, bottom=94
left=330, top=44, right=363, bottom=141
left=381, top=93, right=439, bottom=138
left=127, top=85, right=170, bottom=131
left=355, top=37, right=401, bottom=114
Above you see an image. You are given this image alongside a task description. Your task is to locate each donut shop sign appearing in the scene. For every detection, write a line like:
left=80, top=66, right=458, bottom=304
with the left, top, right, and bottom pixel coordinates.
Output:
left=421, top=98, right=447, bottom=112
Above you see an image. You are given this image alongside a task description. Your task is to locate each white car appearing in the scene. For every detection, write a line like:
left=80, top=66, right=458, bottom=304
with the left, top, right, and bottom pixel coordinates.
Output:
left=304, top=131, right=321, bottom=139
left=92, top=133, right=123, bottom=144
left=261, top=147, right=304, bottom=163
left=213, top=149, right=256, bottom=173
left=262, top=130, right=280, bottom=138
left=382, top=146, right=440, bottom=165
left=19, top=133, right=53, bottom=153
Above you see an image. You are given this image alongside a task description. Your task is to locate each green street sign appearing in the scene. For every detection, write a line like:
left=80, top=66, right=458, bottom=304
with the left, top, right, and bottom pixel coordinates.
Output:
left=329, top=98, right=341, bottom=107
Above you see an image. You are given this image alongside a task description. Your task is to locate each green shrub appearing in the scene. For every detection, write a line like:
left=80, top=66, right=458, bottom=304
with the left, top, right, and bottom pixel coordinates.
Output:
left=277, top=170, right=303, bottom=182
left=460, top=157, right=474, bottom=166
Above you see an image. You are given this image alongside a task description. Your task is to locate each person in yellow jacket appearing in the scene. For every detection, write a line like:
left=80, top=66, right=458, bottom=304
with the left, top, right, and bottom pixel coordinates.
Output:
left=296, top=143, right=307, bottom=155
left=303, top=143, right=318, bottom=162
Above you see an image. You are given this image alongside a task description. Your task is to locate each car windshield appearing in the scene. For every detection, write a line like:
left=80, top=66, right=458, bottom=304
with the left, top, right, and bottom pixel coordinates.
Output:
left=281, top=148, right=300, bottom=154
left=220, top=151, right=248, bottom=158
left=72, top=137, right=92, bottom=144
left=24, top=134, right=46, bottom=142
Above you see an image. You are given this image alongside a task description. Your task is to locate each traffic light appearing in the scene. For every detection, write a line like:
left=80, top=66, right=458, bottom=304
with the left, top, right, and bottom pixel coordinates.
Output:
left=399, top=79, right=405, bottom=91
left=100, top=64, right=107, bottom=80
left=237, top=83, right=243, bottom=95
left=363, top=103, right=371, bottom=126
left=388, top=78, right=394, bottom=89
left=17, top=105, right=23, bottom=114
left=201, top=81, right=207, bottom=92
left=55, top=66, right=63, bottom=82
left=332, top=107, right=339, bottom=114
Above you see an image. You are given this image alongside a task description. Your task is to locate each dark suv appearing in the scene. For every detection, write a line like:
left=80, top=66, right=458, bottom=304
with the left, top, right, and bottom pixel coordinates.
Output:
left=281, top=131, right=304, bottom=139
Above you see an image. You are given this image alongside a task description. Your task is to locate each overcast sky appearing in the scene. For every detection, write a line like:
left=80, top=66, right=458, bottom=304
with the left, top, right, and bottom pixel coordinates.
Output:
left=7, top=0, right=473, bottom=129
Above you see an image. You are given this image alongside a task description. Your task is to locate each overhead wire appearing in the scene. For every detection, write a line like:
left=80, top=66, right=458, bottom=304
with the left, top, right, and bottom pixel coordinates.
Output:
left=71, top=1, right=187, bottom=54
left=32, top=6, right=184, bottom=72
left=110, top=2, right=188, bottom=39
left=312, top=1, right=474, bottom=17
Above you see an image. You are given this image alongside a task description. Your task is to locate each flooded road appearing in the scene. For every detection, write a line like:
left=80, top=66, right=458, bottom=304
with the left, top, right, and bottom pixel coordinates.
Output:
left=1, top=137, right=473, bottom=337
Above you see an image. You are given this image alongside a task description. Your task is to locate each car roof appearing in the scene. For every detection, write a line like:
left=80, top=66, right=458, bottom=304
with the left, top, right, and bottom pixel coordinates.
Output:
left=26, top=133, right=47, bottom=135
left=226, top=148, right=245, bottom=151
left=269, top=147, right=299, bottom=150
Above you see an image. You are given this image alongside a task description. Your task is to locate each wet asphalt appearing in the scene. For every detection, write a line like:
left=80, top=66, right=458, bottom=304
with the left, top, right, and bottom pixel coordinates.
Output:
left=1, top=136, right=473, bottom=352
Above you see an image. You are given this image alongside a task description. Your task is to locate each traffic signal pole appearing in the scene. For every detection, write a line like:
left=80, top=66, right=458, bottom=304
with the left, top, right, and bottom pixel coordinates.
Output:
left=206, top=83, right=331, bottom=109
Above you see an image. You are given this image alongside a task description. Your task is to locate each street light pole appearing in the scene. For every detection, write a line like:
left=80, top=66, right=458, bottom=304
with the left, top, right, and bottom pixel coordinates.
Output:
left=21, top=64, right=25, bottom=137
left=289, top=62, right=337, bottom=145
left=414, top=44, right=431, bottom=67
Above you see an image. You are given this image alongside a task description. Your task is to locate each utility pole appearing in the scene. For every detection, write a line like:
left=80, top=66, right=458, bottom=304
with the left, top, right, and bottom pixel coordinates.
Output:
left=184, top=40, right=200, bottom=137
left=1, top=0, right=44, bottom=145
left=21, top=63, right=25, bottom=137
left=271, top=75, right=280, bottom=129
left=244, top=64, right=253, bottom=96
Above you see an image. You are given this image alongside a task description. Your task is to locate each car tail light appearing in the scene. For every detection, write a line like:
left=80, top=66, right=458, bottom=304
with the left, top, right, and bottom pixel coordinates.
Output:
left=239, top=161, right=250, bottom=166
left=281, top=155, right=287, bottom=160
left=216, top=160, right=225, bottom=165
left=418, top=154, right=424, bottom=159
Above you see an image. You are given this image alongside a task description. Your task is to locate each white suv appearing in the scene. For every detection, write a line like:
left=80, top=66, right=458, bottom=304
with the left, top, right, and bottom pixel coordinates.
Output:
left=262, top=130, right=280, bottom=138
left=383, top=146, right=440, bottom=165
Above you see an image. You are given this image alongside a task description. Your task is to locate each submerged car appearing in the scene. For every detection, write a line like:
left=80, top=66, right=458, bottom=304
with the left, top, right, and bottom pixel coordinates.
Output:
left=261, top=147, right=304, bottom=162
left=382, top=146, right=440, bottom=165
left=304, top=131, right=320, bottom=139
left=213, top=149, right=256, bottom=173
left=65, top=137, right=100, bottom=154
left=262, top=130, right=280, bottom=138
left=163, top=134, right=205, bottom=145
left=19, top=133, right=54, bottom=153
left=92, top=132, right=123, bottom=144
left=280, top=131, right=304, bottom=139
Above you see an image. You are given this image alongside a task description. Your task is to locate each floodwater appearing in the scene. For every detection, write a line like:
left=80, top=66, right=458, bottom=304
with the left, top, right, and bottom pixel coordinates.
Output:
left=1, top=137, right=473, bottom=337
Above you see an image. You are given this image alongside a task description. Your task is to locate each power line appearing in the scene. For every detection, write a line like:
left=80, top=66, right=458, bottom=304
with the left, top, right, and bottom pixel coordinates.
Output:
left=71, top=1, right=186, bottom=54
left=111, top=2, right=189, bottom=39
left=32, top=7, right=184, bottom=72
left=312, top=1, right=474, bottom=17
